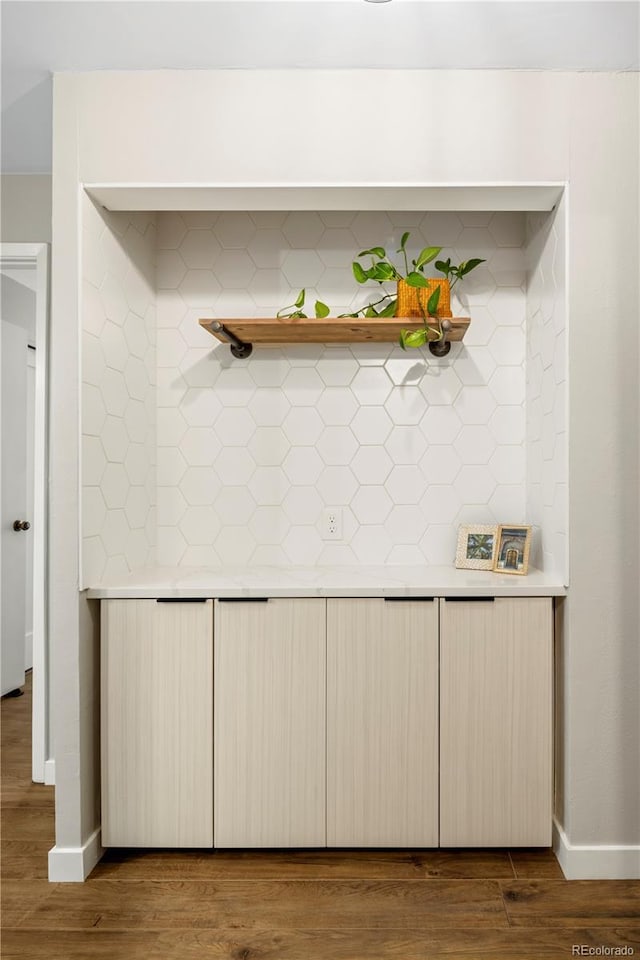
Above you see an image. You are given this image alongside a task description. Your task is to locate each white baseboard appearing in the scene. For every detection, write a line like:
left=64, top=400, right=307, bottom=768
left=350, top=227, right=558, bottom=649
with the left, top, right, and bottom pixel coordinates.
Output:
left=44, top=758, right=55, bottom=785
left=48, top=827, right=104, bottom=882
left=553, top=818, right=640, bottom=879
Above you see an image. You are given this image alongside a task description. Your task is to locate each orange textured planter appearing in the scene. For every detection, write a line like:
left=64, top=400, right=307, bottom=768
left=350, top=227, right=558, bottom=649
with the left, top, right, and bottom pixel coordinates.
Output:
left=396, top=278, right=452, bottom=319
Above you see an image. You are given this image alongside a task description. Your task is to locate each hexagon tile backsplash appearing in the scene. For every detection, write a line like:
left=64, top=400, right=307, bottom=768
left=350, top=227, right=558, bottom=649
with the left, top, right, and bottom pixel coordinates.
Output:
left=81, top=207, right=563, bottom=579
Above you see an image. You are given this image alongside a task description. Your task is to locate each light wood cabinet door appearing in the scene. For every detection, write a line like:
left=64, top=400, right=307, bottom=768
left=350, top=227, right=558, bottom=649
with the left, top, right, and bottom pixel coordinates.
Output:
left=101, top=599, right=213, bottom=847
left=327, top=598, right=439, bottom=847
left=440, top=597, right=553, bottom=847
left=214, top=598, right=325, bottom=847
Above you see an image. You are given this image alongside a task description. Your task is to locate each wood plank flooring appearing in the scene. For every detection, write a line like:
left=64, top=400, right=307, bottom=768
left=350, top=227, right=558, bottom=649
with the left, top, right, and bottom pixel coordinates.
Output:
left=2, top=675, right=639, bottom=960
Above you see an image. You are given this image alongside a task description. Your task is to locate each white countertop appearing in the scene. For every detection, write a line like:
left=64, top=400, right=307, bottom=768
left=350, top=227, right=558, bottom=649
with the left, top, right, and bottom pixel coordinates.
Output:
left=85, top=565, right=567, bottom=599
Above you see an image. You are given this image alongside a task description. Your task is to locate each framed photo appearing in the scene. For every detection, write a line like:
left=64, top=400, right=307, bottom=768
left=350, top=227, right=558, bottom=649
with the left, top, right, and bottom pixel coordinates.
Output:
left=493, top=524, right=532, bottom=576
left=455, top=525, right=498, bottom=570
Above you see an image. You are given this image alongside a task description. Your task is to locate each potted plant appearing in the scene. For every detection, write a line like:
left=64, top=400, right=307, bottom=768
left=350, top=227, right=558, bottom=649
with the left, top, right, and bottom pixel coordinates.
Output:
left=349, top=232, right=485, bottom=349
left=277, top=288, right=330, bottom=319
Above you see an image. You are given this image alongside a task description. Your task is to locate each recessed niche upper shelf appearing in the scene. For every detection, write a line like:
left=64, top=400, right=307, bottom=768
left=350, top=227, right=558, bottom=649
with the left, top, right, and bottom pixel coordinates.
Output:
left=85, top=183, right=563, bottom=212
left=199, top=316, right=471, bottom=359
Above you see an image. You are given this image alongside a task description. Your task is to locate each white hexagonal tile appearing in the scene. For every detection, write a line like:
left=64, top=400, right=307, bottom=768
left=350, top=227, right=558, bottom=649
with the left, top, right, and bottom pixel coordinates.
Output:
left=488, top=326, right=525, bottom=366
left=350, top=212, right=393, bottom=247
left=420, top=406, right=462, bottom=444
left=157, top=213, right=187, bottom=249
left=178, top=270, right=221, bottom=309
left=181, top=211, right=218, bottom=229
left=384, top=425, right=425, bottom=465
left=351, top=446, right=393, bottom=485
left=157, top=328, right=188, bottom=369
left=283, top=447, right=324, bottom=485
left=178, top=504, right=221, bottom=546
left=248, top=387, right=290, bottom=426
left=282, top=212, right=324, bottom=248
left=283, top=486, right=323, bottom=525
left=280, top=343, right=323, bottom=368
left=489, top=248, right=526, bottom=287
left=420, top=485, right=463, bottom=525
left=385, top=465, right=424, bottom=504
left=454, top=425, right=496, bottom=465
left=319, top=212, right=355, bottom=229
left=123, top=312, right=149, bottom=360
left=248, top=268, right=289, bottom=309
left=248, top=466, right=288, bottom=505
left=156, top=486, right=187, bottom=526
left=179, top=427, right=221, bottom=466
left=282, top=407, right=324, bottom=446
left=350, top=407, right=393, bottom=446
left=350, top=367, right=392, bottom=406
left=100, top=272, right=128, bottom=325
left=459, top=211, right=493, bottom=228
left=282, top=367, right=324, bottom=407
left=157, top=250, right=187, bottom=289
left=385, top=505, right=426, bottom=543
left=316, top=349, right=359, bottom=387
left=385, top=387, right=425, bottom=426
left=315, top=426, right=357, bottom=466
left=82, top=536, right=107, bottom=585
left=157, top=525, right=187, bottom=564
left=487, top=289, right=526, bottom=327
left=82, top=332, right=107, bottom=388
left=181, top=388, right=222, bottom=427
left=249, top=212, right=288, bottom=228
left=455, top=386, right=497, bottom=427
left=101, top=508, right=130, bottom=556
left=216, top=213, right=256, bottom=249
left=124, top=443, right=150, bottom=486
left=100, top=369, right=128, bottom=417
left=281, top=249, right=324, bottom=288
left=283, top=526, right=324, bottom=565
left=83, top=436, right=107, bottom=486
left=350, top=525, right=393, bottom=564
left=489, top=485, right=526, bottom=521
left=182, top=349, right=224, bottom=389
left=419, top=366, right=462, bottom=405
left=123, top=400, right=149, bottom=444
left=419, top=524, right=457, bottom=565
left=214, top=408, right=256, bottom=447
left=419, top=445, right=462, bottom=484
left=124, top=356, right=150, bottom=401
left=214, top=249, right=256, bottom=289
left=349, top=343, right=392, bottom=366
left=157, top=408, right=187, bottom=447
left=82, top=487, right=107, bottom=538
left=101, top=463, right=129, bottom=509
left=488, top=212, right=525, bottom=247
left=214, top=448, right=256, bottom=487
left=82, top=383, right=107, bottom=437
left=489, top=367, right=525, bottom=405
left=247, top=229, right=287, bottom=269
left=101, top=416, right=129, bottom=463
left=489, top=405, right=525, bottom=444
left=248, top=427, right=291, bottom=466
left=419, top=213, right=462, bottom=247
left=489, top=445, right=526, bottom=484
left=247, top=353, right=291, bottom=388
left=351, top=486, right=393, bottom=524
left=250, top=505, right=291, bottom=544
left=181, top=466, right=222, bottom=505
left=179, top=230, right=221, bottom=270
left=157, top=448, right=187, bottom=486
left=101, top=320, right=128, bottom=372
left=453, top=348, right=497, bottom=387
left=82, top=280, right=106, bottom=337
left=316, top=229, right=357, bottom=268
left=215, top=367, right=256, bottom=407
left=317, top=387, right=359, bottom=426
left=317, top=466, right=358, bottom=505
left=384, top=355, right=427, bottom=387
left=213, top=487, right=256, bottom=525
left=124, top=486, right=149, bottom=529
left=453, top=466, right=497, bottom=504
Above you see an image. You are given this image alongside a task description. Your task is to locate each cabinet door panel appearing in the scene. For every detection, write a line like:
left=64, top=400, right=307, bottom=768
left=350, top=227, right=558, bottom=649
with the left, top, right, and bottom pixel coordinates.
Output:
left=214, top=598, right=325, bottom=847
left=101, top=599, right=213, bottom=847
left=440, top=597, right=553, bottom=847
left=327, top=598, right=439, bottom=847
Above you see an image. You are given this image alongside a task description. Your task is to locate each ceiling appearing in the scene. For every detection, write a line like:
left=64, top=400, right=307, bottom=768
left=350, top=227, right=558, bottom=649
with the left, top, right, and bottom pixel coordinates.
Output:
left=2, top=0, right=639, bottom=173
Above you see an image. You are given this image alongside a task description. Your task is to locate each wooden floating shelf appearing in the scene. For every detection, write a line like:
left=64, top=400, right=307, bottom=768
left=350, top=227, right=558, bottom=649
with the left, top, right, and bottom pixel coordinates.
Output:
left=199, top=316, right=471, bottom=346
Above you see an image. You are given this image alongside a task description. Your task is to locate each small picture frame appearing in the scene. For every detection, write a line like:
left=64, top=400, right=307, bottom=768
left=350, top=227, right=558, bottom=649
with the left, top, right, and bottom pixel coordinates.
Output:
left=493, top=524, right=532, bottom=576
left=455, top=525, right=498, bottom=570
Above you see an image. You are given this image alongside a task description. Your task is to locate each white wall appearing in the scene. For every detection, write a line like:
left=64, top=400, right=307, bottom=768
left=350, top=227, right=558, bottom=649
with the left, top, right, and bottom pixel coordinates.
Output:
left=0, top=174, right=52, bottom=242
left=52, top=70, right=639, bottom=875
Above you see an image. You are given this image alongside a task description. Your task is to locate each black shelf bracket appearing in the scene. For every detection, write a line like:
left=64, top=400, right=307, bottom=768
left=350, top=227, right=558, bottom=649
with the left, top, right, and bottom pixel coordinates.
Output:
left=210, top=321, right=253, bottom=359
left=428, top=319, right=452, bottom=357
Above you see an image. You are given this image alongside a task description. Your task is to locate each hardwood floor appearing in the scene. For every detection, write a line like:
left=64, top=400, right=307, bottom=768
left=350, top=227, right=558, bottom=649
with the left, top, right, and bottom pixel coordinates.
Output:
left=2, top=676, right=639, bottom=960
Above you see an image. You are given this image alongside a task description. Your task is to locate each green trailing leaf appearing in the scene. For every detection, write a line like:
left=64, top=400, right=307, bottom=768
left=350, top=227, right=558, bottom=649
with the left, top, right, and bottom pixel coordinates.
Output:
left=402, top=329, right=429, bottom=349
left=435, top=258, right=452, bottom=276
left=364, top=305, right=378, bottom=318
left=358, top=246, right=386, bottom=259
left=399, top=231, right=410, bottom=250
left=414, top=245, right=442, bottom=269
left=315, top=300, right=330, bottom=318
left=378, top=298, right=398, bottom=318
left=294, top=289, right=306, bottom=308
left=427, top=286, right=441, bottom=316
left=459, top=257, right=485, bottom=275
left=405, top=271, right=430, bottom=288
left=352, top=262, right=368, bottom=284
left=372, top=262, right=396, bottom=282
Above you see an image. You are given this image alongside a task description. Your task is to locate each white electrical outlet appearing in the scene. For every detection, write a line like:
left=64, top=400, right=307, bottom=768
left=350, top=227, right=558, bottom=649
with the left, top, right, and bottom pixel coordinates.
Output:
left=322, top=507, right=342, bottom=540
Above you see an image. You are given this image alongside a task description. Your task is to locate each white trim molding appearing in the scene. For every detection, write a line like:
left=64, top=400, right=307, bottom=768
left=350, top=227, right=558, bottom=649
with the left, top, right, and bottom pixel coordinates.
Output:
left=44, top=758, right=55, bottom=785
left=554, top=819, right=640, bottom=880
left=48, top=828, right=104, bottom=882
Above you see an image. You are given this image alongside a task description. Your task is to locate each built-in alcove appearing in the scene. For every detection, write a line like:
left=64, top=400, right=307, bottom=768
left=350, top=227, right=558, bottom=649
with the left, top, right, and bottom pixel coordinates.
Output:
left=80, top=185, right=567, bottom=587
